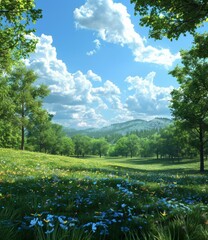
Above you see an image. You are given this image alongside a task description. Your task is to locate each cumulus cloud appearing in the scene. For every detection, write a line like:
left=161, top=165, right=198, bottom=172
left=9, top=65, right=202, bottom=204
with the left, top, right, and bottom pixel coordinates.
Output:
left=25, top=34, right=125, bottom=128
left=74, top=0, right=180, bottom=66
left=86, top=70, right=102, bottom=82
left=125, top=72, right=173, bottom=116
left=25, top=34, right=173, bottom=128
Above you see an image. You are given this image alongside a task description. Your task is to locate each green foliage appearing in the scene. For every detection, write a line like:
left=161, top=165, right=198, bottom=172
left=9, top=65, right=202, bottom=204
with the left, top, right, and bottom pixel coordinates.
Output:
left=91, top=138, right=109, bottom=157
left=170, top=33, right=208, bottom=171
left=0, top=63, right=76, bottom=155
left=7, top=64, right=50, bottom=150
left=131, top=0, right=208, bottom=40
left=72, top=135, right=92, bottom=157
left=0, top=0, right=42, bottom=71
left=0, top=120, right=20, bottom=148
left=114, top=136, right=129, bottom=157
left=126, top=134, right=140, bottom=158
left=113, top=134, right=140, bottom=158
left=59, top=136, right=75, bottom=156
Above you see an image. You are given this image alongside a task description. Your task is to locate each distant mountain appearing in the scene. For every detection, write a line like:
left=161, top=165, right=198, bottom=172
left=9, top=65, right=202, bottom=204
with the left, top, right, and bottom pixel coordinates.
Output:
left=64, top=118, right=172, bottom=138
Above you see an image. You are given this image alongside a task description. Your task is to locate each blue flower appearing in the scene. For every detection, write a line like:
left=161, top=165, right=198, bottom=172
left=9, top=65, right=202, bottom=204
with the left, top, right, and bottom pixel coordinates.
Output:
left=38, top=220, right=44, bottom=227
left=45, top=228, right=54, bottom=234
left=29, top=218, right=38, bottom=227
left=60, top=224, right=68, bottom=230
left=121, top=226, right=130, bottom=232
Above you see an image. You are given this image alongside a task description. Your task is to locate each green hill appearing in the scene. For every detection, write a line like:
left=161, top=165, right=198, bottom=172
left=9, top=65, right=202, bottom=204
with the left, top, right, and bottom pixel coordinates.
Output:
left=65, top=118, right=172, bottom=137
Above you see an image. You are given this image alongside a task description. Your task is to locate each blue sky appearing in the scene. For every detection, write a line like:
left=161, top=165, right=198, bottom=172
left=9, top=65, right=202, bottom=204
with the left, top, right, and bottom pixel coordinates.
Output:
left=26, top=0, right=198, bottom=129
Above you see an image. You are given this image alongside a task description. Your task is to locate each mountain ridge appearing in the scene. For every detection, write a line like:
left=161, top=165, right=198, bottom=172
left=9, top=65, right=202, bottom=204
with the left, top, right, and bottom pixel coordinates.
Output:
left=64, top=117, right=172, bottom=137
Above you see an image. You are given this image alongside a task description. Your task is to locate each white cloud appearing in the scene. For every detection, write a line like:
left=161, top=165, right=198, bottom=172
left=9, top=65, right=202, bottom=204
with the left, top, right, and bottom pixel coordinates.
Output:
left=125, top=72, right=173, bottom=116
left=74, top=0, right=180, bottom=66
left=25, top=34, right=125, bottom=128
left=86, top=39, right=101, bottom=56
left=86, top=70, right=102, bottom=82
left=25, top=34, right=173, bottom=129
left=92, top=80, right=121, bottom=95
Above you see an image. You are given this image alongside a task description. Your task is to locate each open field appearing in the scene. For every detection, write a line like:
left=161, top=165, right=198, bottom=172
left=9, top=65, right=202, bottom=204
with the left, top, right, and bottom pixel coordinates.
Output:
left=0, top=148, right=208, bottom=240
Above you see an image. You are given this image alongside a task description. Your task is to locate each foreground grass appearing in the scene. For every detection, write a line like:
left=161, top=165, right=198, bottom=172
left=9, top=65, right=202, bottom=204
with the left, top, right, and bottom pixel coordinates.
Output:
left=0, top=148, right=208, bottom=240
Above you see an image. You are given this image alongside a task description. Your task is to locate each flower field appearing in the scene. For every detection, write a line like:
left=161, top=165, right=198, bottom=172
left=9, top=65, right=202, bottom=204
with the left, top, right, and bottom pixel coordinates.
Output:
left=0, top=149, right=208, bottom=240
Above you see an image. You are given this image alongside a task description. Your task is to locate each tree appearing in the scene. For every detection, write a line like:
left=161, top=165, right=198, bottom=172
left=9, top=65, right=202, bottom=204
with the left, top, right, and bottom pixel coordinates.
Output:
left=0, top=74, right=20, bottom=148
left=126, top=134, right=140, bottom=158
left=27, top=112, right=53, bottom=152
left=91, top=138, right=109, bottom=157
left=151, top=133, right=162, bottom=159
left=114, top=136, right=129, bottom=157
left=59, top=137, right=75, bottom=156
left=139, top=138, right=154, bottom=157
left=45, top=123, right=67, bottom=155
left=159, top=125, right=183, bottom=160
left=131, top=0, right=208, bottom=40
left=0, top=0, right=42, bottom=71
left=8, top=64, right=49, bottom=150
left=170, top=34, right=208, bottom=172
left=72, top=135, right=92, bottom=157
left=0, top=121, right=20, bottom=148
left=0, top=75, right=15, bottom=120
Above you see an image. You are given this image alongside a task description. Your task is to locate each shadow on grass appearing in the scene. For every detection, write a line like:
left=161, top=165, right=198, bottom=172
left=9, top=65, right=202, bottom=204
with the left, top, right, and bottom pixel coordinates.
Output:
left=104, top=156, right=198, bottom=166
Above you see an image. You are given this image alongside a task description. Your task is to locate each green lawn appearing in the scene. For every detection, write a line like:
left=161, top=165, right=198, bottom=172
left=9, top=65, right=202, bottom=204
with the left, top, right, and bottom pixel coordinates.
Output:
left=0, top=148, right=208, bottom=240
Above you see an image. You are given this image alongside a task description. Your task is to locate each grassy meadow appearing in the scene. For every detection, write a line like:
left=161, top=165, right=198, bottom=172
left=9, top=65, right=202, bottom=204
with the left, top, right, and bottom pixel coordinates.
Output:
left=0, top=148, right=208, bottom=240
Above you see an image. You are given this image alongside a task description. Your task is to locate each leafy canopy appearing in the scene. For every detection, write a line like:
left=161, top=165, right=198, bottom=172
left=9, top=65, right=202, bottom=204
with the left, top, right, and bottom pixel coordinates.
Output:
left=170, top=33, right=208, bottom=171
left=0, top=0, right=42, bottom=71
left=131, top=0, right=208, bottom=40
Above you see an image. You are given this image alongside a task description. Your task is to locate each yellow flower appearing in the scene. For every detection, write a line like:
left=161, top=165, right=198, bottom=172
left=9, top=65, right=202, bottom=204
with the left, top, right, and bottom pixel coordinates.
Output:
left=160, top=211, right=167, bottom=217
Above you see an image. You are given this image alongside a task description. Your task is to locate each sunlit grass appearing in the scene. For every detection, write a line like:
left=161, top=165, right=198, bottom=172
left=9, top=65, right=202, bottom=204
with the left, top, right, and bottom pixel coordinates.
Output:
left=0, top=148, right=208, bottom=239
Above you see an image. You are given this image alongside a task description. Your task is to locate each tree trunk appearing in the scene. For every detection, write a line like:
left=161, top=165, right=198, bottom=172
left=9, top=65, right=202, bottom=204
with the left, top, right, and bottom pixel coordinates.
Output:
left=21, top=102, right=25, bottom=150
left=21, top=125, right=24, bottom=150
left=199, top=124, right=204, bottom=172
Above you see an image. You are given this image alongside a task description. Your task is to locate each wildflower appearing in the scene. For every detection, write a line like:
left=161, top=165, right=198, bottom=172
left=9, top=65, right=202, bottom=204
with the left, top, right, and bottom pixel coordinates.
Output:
left=29, top=218, right=38, bottom=227
left=160, top=211, right=167, bottom=217
left=92, top=223, right=97, bottom=232
left=45, top=228, right=54, bottom=234
left=58, top=216, right=67, bottom=224
left=60, top=224, right=68, bottom=230
left=121, top=226, right=130, bottom=232
left=38, top=220, right=44, bottom=227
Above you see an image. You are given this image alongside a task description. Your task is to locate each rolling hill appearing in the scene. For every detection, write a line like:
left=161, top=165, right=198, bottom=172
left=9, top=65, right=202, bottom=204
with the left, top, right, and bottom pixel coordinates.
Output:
left=64, top=117, right=172, bottom=137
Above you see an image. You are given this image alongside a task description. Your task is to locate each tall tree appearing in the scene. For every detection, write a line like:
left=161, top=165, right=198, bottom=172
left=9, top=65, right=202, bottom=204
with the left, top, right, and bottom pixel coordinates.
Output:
left=27, top=111, right=53, bottom=152
left=126, top=134, right=140, bottom=158
left=131, top=0, right=208, bottom=40
left=114, top=136, right=129, bottom=157
left=91, top=138, right=109, bottom=157
left=72, top=135, right=92, bottom=157
left=8, top=64, right=49, bottom=150
left=59, top=137, right=75, bottom=156
left=0, top=0, right=42, bottom=71
left=170, top=34, right=208, bottom=172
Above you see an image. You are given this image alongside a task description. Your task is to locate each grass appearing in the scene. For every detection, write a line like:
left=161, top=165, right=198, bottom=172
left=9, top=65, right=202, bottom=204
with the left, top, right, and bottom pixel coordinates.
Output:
left=0, top=148, right=208, bottom=240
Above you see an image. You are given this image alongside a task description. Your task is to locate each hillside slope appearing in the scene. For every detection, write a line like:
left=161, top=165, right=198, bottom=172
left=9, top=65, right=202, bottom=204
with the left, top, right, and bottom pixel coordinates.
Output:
left=65, top=117, right=172, bottom=137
